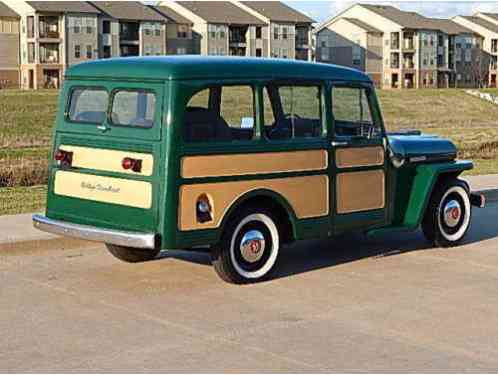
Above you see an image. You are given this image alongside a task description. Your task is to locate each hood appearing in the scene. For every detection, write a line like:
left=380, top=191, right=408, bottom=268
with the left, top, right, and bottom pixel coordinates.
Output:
left=387, top=134, right=457, bottom=165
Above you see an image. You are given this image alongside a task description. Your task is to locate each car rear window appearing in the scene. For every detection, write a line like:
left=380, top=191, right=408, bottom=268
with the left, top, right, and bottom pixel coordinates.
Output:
left=68, top=88, right=108, bottom=124
left=111, top=90, right=156, bottom=128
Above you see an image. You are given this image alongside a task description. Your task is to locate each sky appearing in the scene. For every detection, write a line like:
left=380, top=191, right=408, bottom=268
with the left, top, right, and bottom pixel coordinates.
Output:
left=284, top=1, right=498, bottom=24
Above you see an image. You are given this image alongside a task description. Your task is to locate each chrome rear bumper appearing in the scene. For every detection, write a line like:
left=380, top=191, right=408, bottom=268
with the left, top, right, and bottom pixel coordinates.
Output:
left=32, top=215, right=157, bottom=249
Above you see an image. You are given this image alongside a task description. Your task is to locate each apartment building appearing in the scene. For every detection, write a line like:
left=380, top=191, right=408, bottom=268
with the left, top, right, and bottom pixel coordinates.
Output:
left=315, top=17, right=383, bottom=85
left=150, top=5, right=195, bottom=55
left=0, top=2, right=20, bottom=88
left=454, top=15, right=498, bottom=87
left=3, top=0, right=101, bottom=89
left=159, top=1, right=265, bottom=57
left=316, top=4, right=483, bottom=89
left=234, top=1, right=315, bottom=60
left=429, top=18, right=485, bottom=88
left=89, top=1, right=165, bottom=58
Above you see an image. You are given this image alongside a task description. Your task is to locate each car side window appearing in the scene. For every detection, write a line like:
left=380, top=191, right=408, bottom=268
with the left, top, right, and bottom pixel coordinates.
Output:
left=111, top=90, right=156, bottom=127
left=183, top=86, right=255, bottom=143
left=68, top=88, right=108, bottom=124
left=332, top=86, right=380, bottom=138
left=264, top=84, right=322, bottom=140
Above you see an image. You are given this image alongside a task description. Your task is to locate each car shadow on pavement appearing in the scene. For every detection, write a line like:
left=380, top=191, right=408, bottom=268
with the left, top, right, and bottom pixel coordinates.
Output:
left=154, top=205, right=498, bottom=281
left=271, top=205, right=498, bottom=281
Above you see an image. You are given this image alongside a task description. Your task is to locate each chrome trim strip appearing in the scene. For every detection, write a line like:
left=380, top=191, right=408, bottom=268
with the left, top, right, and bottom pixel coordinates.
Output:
left=32, top=215, right=157, bottom=249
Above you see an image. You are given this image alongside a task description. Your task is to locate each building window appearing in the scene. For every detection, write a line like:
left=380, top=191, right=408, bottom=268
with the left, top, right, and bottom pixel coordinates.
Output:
left=209, top=24, right=216, bottom=39
left=321, top=49, right=329, bottom=61
left=74, top=45, right=80, bottom=59
left=103, top=45, right=111, bottom=58
left=256, top=48, right=262, bottom=57
left=465, top=50, right=471, bottom=62
left=273, top=25, right=279, bottom=40
left=144, top=23, right=152, bottom=36
left=73, top=17, right=81, bottom=34
left=144, top=44, right=152, bottom=56
left=177, top=24, right=188, bottom=38
left=218, top=25, right=226, bottom=39
left=282, top=26, right=288, bottom=40
left=177, top=47, right=187, bottom=55
left=103, top=20, right=111, bottom=34
left=86, top=45, right=92, bottom=59
left=256, top=26, right=262, bottom=39
left=155, top=24, right=161, bottom=37
left=282, top=48, right=288, bottom=58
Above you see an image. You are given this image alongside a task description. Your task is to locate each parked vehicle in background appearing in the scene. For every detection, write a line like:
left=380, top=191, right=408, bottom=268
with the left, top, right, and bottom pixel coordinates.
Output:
left=33, top=56, right=485, bottom=284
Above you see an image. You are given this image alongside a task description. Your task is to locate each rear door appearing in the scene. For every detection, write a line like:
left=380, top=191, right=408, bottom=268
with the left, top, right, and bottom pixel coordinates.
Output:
left=329, top=82, right=389, bottom=235
left=47, top=80, right=166, bottom=233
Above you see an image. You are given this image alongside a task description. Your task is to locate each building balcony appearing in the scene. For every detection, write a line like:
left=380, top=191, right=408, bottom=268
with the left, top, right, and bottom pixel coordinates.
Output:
left=403, top=61, right=414, bottom=69
left=403, top=40, right=414, bottom=50
left=229, top=38, right=247, bottom=47
left=39, top=30, right=60, bottom=39
left=391, top=62, right=400, bottom=69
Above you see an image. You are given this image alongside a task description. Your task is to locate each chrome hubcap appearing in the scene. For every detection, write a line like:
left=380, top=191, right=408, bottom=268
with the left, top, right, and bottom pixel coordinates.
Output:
left=240, top=230, right=265, bottom=263
left=443, top=200, right=462, bottom=228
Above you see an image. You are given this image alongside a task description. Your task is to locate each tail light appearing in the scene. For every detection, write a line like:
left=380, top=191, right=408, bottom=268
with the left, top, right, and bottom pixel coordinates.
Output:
left=122, top=157, right=142, bottom=173
left=54, top=149, right=73, bottom=167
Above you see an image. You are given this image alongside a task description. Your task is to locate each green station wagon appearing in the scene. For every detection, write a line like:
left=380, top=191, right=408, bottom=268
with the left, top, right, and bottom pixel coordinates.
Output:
left=33, top=56, right=485, bottom=284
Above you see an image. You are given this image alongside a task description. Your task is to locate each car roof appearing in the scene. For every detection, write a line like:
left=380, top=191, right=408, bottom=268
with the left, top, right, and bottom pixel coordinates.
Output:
left=65, top=56, right=372, bottom=83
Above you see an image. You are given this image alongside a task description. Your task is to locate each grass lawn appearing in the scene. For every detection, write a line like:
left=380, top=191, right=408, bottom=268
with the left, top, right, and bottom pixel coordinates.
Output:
left=0, top=185, right=47, bottom=216
left=1, top=87, right=497, bottom=214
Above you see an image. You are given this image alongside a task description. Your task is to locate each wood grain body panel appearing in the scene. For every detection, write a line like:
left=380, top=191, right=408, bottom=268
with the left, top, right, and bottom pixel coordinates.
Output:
left=336, top=146, right=384, bottom=168
left=181, top=150, right=328, bottom=179
left=179, top=175, right=329, bottom=231
left=336, top=170, right=385, bottom=214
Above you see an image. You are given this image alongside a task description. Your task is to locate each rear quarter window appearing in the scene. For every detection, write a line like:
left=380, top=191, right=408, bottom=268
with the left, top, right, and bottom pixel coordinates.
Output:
left=68, top=88, right=108, bottom=124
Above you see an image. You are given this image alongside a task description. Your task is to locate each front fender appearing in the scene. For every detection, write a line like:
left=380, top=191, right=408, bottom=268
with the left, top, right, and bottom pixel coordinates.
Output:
left=402, top=160, right=473, bottom=229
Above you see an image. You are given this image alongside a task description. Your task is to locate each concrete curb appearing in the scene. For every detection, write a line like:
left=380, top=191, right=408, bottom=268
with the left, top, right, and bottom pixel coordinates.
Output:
left=1, top=176, right=497, bottom=249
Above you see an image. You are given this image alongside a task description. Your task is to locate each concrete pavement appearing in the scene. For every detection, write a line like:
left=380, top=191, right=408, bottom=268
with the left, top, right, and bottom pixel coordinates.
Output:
left=0, top=199, right=498, bottom=371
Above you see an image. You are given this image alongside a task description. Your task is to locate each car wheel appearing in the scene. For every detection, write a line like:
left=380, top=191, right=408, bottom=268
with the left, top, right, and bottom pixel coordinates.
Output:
left=212, top=208, right=280, bottom=284
left=422, top=179, right=472, bottom=248
left=106, top=244, right=160, bottom=263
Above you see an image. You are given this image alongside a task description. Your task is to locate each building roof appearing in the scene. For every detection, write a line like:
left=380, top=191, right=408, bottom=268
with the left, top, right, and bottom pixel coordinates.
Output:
left=342, top=18, right=381, bottom=33
left=359, top=4, right=438, bottom=30
left=459, top=15, right=498, bottom=34
left=89, top=1, right=164, bottom=21
left=480, top=13, right=498, bottom=22
left=26, top=1, right=100, bottom=14
left=428, top=18, right=478, bottom=35
left=176, top=1, right=265, bottom=25
left=240, top=1, right=314, bottom=24
left=149, top=5, right=192, bottom=25
left=0, top=1, right=19, bottom=17
left=66, top=56, right=371, bottom=83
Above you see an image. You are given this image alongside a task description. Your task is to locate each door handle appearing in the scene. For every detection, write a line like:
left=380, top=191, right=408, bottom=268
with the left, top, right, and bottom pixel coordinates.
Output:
left=331, top=141, right=349, bottom=147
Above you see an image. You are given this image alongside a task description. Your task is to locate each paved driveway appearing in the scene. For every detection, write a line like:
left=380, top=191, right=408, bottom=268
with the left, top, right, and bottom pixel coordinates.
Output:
left=1, top=203, right=498, bottom=372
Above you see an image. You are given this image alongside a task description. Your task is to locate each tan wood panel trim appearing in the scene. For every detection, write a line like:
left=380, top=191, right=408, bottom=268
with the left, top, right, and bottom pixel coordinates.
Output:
left=336, top=146, right=384, bottom=168
left=54, top=171, right=152, bottom=209
left=336, top=170, right=385, bottom=214
left=59, top=145, right=154, bottom=176
left=178, top=175, right=329, bottom=231
left=181, top=150, right=328, bottom=179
